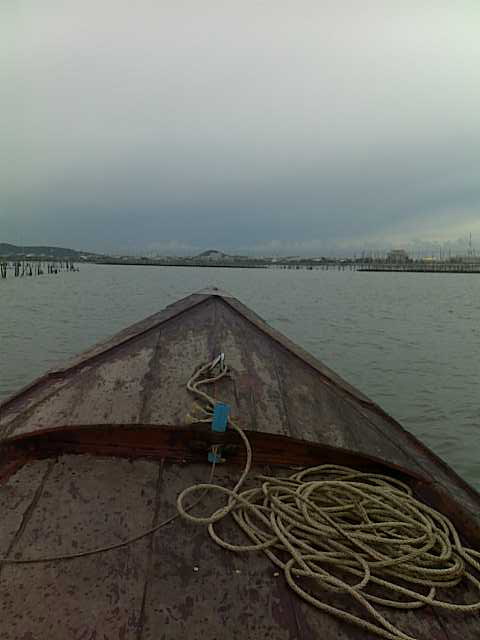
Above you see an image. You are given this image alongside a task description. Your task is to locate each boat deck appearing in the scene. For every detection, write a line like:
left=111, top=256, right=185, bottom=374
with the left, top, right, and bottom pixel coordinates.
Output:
left=1, top=289, right=480, bottom=638
left=1, top=454, right=479, bottom=640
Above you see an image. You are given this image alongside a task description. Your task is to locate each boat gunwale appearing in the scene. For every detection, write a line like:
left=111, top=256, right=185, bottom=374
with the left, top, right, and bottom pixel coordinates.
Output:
left=1, top=422, right=428, bottom=481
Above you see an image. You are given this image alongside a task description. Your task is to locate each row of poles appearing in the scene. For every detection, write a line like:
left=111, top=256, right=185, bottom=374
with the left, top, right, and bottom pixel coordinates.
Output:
left=271, top=261, right=480, bottom=273
left=273, top=263, right=355, bottom=270
left=0, top=259, right=78, bottom=280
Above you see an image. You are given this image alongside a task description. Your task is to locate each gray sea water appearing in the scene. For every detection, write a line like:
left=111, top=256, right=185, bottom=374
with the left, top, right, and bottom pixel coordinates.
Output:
left=1, top=263, right=479, bottom=489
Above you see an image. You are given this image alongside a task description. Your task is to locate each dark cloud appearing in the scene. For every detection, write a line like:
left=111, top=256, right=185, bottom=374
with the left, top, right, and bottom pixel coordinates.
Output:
left=2, top=1, right=480, bottom=254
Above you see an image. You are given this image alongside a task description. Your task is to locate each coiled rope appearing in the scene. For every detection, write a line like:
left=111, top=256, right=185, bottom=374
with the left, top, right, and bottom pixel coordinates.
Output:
left=178, top=355, right=480, bottom=640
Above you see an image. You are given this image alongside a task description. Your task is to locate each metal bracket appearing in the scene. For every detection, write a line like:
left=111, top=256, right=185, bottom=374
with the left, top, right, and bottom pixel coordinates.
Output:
left=210, top=352, right=225, bottom=370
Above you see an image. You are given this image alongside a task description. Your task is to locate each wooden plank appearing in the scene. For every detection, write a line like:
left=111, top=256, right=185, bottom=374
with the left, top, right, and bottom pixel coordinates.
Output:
left=69, top=330, right=159, bottom=426
left=215, top=300, right=291, bottom=437
left=49, top=293, right=210, bottom=375
left=140, top=298, right=216, bottom=426
left=0, top=460, right=50, bottom=556
left=223, top=293, right=480, bottom=512
left=8, top=426, right=428, bottom=481
left=272, top=341, right=361, bottom=447
left=223, top=296, right=375, bottom=406
left=141, top=462, right=251, bottom=639
left=210, top=298, right=258, bottom=428
left=3, top=331, right=159, bottom=440
left=351, top=405, right=435, bottom=477
left=208, top=463, right=303, bottom=640
left=0, top=454, right=158, bottom=640
left=1, top=455, right=478, bottom=639
left=1, top=288, right=479, bottom=552
left=218, top=297, right=431, bottom=480
left=2, top=380, right=87, bottom=441
left=273, top=342, right=433, bottom=478
left=204, top=299, right=243, bottom=420
left=140, top=461, right=300, bottom=639
left=0, top=379, right=68, bottom=437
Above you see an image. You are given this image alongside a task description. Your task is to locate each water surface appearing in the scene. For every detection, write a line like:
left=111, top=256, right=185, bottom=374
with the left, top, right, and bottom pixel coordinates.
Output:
left=1, top=264, right=479, bottom=489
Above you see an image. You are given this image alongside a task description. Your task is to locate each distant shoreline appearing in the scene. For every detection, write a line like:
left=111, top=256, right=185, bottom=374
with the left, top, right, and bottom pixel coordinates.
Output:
left=91, top=259, right=268, bottom=268
left=3, top=253, right=480, bottom=273
left=91, top=260, right=480, bottom=273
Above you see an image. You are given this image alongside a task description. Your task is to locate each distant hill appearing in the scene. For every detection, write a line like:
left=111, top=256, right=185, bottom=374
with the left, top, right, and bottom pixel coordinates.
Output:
left=194, top=249, right=230, bottom=260
left=0, top=243, right=97, bottom=259
left=193, top=249, right=251, bottom=261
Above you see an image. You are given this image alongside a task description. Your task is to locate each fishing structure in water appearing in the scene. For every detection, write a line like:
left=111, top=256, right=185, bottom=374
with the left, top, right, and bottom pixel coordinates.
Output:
left=0, top=258, right=78, bottom=280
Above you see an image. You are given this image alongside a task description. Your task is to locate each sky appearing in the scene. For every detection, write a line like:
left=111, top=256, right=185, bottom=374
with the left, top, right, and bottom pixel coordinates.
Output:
left=2, top=1, right=480, bottom=256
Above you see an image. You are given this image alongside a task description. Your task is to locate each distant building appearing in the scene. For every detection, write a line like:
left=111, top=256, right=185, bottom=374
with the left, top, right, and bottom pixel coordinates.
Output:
left=387, top=249, right=409, bottom=263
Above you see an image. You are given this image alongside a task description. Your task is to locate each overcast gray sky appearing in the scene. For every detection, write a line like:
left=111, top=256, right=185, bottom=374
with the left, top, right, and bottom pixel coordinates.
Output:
left=2, top=1, right=480, bottom=255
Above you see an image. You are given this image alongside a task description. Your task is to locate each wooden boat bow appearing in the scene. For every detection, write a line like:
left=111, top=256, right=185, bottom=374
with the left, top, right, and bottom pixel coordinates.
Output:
left=0, top=289, right=479, bottom=639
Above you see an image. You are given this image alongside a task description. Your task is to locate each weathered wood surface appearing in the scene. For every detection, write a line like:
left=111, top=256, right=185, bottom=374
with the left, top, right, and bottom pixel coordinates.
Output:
left=1, top=456, right=479, bottom=640
left=1, top=289, right=479, bottom=532
left=1, top=289, right=480, bottom=638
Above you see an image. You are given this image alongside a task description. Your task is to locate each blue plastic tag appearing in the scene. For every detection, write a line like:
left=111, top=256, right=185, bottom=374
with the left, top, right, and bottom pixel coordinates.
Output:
left=212, top=403, right=230, bottom=432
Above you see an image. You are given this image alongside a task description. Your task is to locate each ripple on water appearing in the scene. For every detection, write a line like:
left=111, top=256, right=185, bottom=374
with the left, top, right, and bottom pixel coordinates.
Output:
left=1, top=265, right=479, bottom=490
